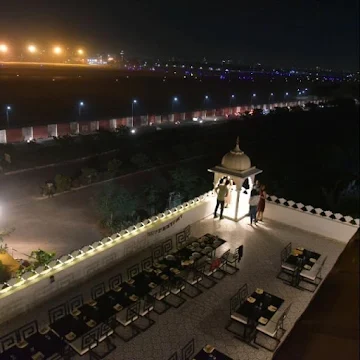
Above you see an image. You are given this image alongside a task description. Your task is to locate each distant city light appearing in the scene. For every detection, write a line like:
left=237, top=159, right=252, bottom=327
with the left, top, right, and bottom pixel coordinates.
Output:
left=27, top=45, right=37, bottom=53
left=0, top=44, right=8, bottom=53
left=173, top=97, right=178, bottom=102
left=53, top=46, right=62, bottom=55
left=131, top=129, right=136, bottom=134
left=285, top=92, right=289, bottom=96
left=79, top=101, right=84, bottom=106
left=270, top=92, right=274, bottom=96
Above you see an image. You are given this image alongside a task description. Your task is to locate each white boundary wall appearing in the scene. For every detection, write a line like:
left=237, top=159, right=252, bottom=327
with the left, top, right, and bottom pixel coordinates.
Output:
left=265, top=197, right=359, bottom=243
left=0, top=193, right=214, bottom=324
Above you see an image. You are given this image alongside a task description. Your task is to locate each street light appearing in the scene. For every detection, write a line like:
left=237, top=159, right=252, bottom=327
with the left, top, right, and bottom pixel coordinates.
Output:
left=6, top=106, right=11, bottom=127
left=132, top=99, right=137, bottom=128
left=27, top=45, right=37, bottom=53
left=53, top=46, right=62, bottom=55
left=78, top=101, right=84, bottom=116
left=250, top=93, right=256, bottom=106
left=172, top=97, right=179, bottom=112
left=230, top=94, right=235, bottom=106
left=0, top=44, right=8, bottom=53
left=77, top=49, right=84, bottom=55
left=268, top=92, right=274, bottom=103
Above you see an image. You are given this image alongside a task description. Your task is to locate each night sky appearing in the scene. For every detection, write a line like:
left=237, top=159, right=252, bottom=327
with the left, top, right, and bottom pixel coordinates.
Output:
left=0, top=0, right=358, bottom=70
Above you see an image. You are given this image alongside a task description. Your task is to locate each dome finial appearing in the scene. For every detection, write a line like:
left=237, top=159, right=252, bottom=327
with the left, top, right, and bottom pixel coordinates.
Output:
left=234, top=136, right=240, bottom=152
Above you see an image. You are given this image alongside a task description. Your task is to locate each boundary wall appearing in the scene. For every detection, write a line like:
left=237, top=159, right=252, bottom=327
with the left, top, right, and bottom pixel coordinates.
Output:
left=0, top=100, right=322, bottom=143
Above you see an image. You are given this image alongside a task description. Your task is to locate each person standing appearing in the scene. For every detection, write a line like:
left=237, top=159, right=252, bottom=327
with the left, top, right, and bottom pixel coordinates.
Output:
left=224, top=178, right=232, bottom=208
left=214, top=178, right=228, bottom=219
left=257, top=185, right=267, bottom=221
left=249, top=189, right=260, bottom=225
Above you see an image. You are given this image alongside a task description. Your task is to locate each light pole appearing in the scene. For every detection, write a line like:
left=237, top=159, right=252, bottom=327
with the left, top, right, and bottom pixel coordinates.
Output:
left=230, top=94, right=235, bottom=107
left=6, top=106, right=11, bottom=127
left=204, top=95, right=209, bottom=108
left=268, top=92, right=274, bottom=103
left=250, top=93, right=256, bottom=106
left=132, top=99, right=137, bottom=128
left=172, top=97, right=178, bottom=112
left=78, top=101, right=84, bottom=117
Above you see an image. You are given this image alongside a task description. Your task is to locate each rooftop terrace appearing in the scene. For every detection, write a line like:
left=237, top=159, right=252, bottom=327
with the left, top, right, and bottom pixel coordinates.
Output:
left=0, top=214, right=346, bottom=360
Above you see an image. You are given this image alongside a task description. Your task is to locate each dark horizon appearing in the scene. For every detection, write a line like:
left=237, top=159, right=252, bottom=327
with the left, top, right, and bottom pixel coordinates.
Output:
left=0, top=0, right=359, bottom=71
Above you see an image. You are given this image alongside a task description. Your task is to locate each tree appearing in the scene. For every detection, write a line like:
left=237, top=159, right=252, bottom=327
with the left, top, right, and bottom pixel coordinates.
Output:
left=131, top=153, right=152, bottom=169
left=54, top=174, right=72, bottom=193
left=94, top=185, right=138, bottom=232
left=107, top=159, right=122, bottom=174
left=170, top=167, right=199, bottom=202
left=30, top=249, right=56, bottom=266
left=0, top=228, right=15, bottom=254
left=80, top=167, right=97, bottom=185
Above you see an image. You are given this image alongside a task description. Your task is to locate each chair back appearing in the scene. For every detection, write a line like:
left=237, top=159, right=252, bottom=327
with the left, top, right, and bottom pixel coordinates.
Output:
left=141, top=256, right=153, bottom=271
left=221, top=249, right=230, bottom=261
left=239, top=283, right=248, bottom=304
left=67, top=294, right=84, bottom=313
left=281, top=242, right=292, bottom=263
left=275, top=303, right=292, bottom=334
left=108, top=273, right=123, bottom=290
left=91, top=282, right=106, bottom=300
left=181, top=338, right=195, bottom=360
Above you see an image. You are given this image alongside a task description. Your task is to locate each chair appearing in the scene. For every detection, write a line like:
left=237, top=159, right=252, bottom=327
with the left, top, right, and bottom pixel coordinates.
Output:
left=132, top=299, right=156, bottom=333
left=211, top=249, right=230, bottom=280
left=152, top=244, right=163, bottom=261
left=299, top=256, right=328, bottom=292
left=167, top=351, right=178, bottom=360
left=89, top=336, right=116, bottom=359
left=277, top=242, right=294, bottom=281
left=196, top=263, right=217, bottom=289
left=181, top=338, right=195, bottom=360
left=226, top=285, right=257, bottom=348
left=91, top=282, right=106, bottom=300
left=48, top=303, right=67, bottom=324
left=164, top=279, right=186, bottom=308
left=108, top=273, right=123, bottom=291
left=17, top=320, right=38, bottom=341
left=152, top=282, right=171, bottom=314
left=223, top=245, right=242, bottom=274
left=127, top=263, right=141, bottom=280
left=0, top=330, right=18, bottom=353
left=176, top=230, right=187, bottom=249
left=141, top=256, right=154, bottom=271
left=67, top=294, right=84, bottom=313
left=80, top=327, right=100, bottom=355
left=254, top=303, right=292, bottom=351
left=162, top=238, right=173, bottom=255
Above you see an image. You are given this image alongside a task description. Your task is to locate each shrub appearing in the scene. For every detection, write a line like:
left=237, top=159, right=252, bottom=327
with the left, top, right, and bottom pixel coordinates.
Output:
left=130, top=153, right=152, bottom=169
left=54, top=174, right=72, bottom=193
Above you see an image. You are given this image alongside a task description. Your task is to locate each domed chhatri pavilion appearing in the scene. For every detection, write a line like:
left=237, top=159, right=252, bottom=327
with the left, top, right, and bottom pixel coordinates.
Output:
left=208, top=137, right=262, bottom=221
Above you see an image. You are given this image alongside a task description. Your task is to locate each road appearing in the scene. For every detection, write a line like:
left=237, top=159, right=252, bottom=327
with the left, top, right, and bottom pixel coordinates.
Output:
left=0, top=153, right=212, bottom=259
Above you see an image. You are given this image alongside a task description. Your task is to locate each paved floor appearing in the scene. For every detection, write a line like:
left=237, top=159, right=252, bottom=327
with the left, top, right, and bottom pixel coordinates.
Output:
left=274, top=230, right=359, bottom=360
left=0, top=215, right=346, bottom=360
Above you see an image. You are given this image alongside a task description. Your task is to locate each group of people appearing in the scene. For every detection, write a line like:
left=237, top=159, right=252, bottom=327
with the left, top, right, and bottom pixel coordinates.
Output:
left=249, top=180, right=266, bottom=225
left=213, top=177, right=266, bottom=224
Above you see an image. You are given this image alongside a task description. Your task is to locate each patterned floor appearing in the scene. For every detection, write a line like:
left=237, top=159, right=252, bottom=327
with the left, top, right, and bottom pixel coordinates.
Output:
left=0, top=216, right=346, bottom=360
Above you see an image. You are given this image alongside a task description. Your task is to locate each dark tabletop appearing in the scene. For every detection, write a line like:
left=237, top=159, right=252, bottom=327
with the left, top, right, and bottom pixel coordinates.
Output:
left=50, top=313, right=91, bottom=340
left=0, top=331, right=64, bottom=360
left=194, top=347, right=233, bottom=360
left=286, top=248, right=321, bottom=269
left=236, top=291, right=284, bottom=323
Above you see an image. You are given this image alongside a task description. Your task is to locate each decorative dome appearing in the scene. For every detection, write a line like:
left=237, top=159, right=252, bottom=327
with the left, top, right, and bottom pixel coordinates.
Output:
left=221, top=137, right=251, bottom=171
